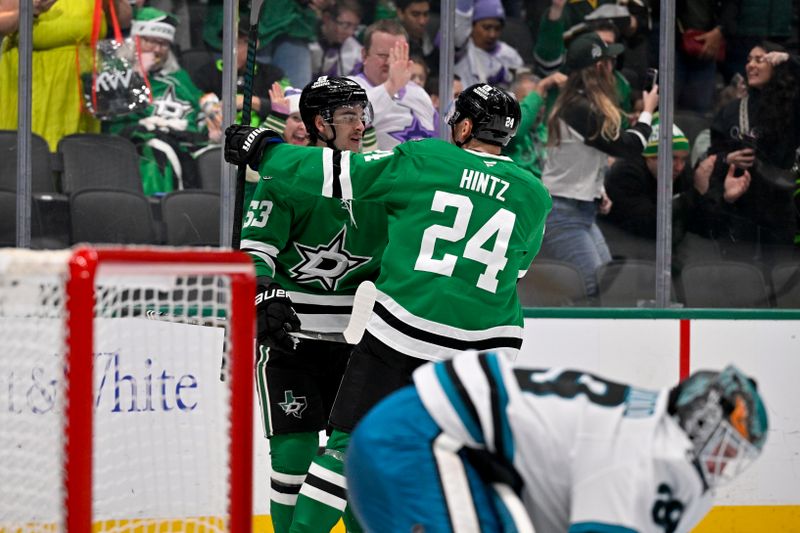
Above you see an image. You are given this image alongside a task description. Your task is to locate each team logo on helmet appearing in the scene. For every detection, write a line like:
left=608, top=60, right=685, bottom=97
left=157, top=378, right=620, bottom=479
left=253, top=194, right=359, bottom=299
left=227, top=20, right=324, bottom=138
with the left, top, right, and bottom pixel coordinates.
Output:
left=311, top=76, right=330, bottom=88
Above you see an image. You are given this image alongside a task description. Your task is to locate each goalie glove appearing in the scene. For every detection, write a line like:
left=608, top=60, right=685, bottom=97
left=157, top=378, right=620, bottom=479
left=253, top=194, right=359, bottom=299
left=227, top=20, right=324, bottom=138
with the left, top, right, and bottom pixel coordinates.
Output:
left=224, top=125, right=283, bottom=169
left=255, top=279, right=302, bottom=352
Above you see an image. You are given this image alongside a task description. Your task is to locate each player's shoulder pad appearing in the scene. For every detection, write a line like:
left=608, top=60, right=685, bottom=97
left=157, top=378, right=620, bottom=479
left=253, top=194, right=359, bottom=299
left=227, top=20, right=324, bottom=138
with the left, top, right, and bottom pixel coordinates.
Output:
left=398, top=137, right=450, bottom=155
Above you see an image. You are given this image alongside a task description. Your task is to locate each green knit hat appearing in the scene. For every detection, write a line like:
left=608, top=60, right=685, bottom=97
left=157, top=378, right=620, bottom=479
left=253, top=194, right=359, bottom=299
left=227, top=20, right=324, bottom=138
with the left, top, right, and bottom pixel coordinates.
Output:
left=131, top=7, right=179, bottom=43
left=643, top=114, right=690, bottom=157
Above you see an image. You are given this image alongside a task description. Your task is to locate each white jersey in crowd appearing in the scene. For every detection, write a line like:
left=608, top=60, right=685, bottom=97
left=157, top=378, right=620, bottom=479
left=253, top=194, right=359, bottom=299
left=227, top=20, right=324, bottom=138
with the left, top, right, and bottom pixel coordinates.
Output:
left=309, top=36, right=363, bottom=79
left=413, top=350, right=715, bottom=533
left=349, top=72, right=436, bottom=150
left=454, top=39, right=524, bottom=88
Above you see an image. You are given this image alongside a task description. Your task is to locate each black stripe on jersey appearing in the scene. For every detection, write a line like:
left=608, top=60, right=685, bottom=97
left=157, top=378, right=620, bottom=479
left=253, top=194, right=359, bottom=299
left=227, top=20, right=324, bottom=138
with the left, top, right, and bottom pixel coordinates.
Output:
left=332, top=150, right=343, bottom=199
left=373, top=302, right=524, bottom=351
left=477, top=355, right=523, bottom=493
left=293, top=302, right=352, bottom=315
left=305, top=472, right=347, bottom=501
left=444, top=359, right=483, bottom=437
left=271, top=478, right=302, bottom=495
left=478, top=355, right=505, bottom=458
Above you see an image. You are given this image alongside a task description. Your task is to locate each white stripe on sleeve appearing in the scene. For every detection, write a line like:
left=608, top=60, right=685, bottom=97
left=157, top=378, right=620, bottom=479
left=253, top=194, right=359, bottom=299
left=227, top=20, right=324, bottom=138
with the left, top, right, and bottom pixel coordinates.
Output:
left=322, top=148, right=334, bottom=197
left=340, top=150, right=353, bottom=200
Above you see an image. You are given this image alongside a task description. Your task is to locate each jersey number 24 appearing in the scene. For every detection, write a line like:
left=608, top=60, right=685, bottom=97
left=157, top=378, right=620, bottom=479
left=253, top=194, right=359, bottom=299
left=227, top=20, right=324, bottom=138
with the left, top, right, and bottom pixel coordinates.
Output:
left=414, top=191, right=516, bottom=294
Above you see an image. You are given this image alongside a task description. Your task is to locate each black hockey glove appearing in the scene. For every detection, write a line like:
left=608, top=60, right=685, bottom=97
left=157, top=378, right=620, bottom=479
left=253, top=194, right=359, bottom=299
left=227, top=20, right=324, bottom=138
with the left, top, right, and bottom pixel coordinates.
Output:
left=255, top=278, right=302, bottom=352
left=224, top=125, right=283, bottom=169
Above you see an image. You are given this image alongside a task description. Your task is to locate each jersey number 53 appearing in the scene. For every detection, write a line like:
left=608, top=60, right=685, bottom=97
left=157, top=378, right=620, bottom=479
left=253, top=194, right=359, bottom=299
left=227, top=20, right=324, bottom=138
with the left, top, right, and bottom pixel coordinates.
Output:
left=243, top=200, right=274, bottom=229
left=414, top=191, right=516, bottom=294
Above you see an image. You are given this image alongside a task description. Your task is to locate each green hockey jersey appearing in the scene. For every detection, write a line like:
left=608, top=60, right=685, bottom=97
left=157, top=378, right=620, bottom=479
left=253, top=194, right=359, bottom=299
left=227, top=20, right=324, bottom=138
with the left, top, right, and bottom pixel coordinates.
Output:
left=258, top=138, right=552, bottom=361
left=241, top=177, right=388, bottom=333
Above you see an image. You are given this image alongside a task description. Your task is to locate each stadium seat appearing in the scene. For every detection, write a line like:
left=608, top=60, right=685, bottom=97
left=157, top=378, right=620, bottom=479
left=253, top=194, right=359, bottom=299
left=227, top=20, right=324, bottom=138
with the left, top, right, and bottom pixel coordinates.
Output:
left=0, top=130, right=57, bottom=193
left=596, top=217, right=655, bottom=261
left=518, top=260, right=591, bottom=307
left=0, top=189, right=70, bottom=249
left=771, top=263, right=800, bottom=309
left=57, top=133, right=142, bottom=193
left=0, top=190, right=15, bottom=246
left=70, top=189, right=158, bottom=245
left=161, top=190, right=221, bottom=246
left=0, top=131, right=71, bottom=247
left=196, top=146, right=222, bottom=191
left=596, top=260, right=662, bottom=307
left=680, top=261, right=771, bottom=308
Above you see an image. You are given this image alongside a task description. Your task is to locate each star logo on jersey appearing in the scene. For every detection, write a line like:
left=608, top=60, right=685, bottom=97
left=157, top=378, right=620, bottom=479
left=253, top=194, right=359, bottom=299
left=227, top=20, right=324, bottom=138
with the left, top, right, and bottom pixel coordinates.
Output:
left=150, top=84, right=193, bottom=121
left=290, top=226, right=371, bottom=291
left=279, top=390, right=307, bottom=419
left=388, top=115, right=435, bottom=144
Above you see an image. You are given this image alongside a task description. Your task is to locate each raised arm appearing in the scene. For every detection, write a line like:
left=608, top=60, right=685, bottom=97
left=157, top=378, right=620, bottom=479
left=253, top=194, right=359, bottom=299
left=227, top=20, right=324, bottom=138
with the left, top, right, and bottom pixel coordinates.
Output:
left=224, top=124, right=399, bottom=202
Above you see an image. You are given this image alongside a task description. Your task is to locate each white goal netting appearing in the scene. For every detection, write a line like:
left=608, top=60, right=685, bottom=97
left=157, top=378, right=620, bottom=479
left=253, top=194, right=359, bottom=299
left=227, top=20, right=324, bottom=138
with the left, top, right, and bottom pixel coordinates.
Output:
left=0, top=247, right=254, bottom=533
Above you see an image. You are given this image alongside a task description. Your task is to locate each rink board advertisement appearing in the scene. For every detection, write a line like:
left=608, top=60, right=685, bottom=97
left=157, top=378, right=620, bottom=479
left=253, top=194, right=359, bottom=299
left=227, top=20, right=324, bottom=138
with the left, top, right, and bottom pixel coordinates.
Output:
left=517, top=313, right=800, bottom=533
left=2, top=313, right=799, bottom=531
left=0, top=317, right=230, bottom=526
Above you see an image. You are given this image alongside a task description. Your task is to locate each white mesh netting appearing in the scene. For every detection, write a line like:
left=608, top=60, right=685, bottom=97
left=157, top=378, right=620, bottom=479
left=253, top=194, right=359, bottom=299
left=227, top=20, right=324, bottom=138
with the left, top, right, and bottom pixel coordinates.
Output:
left=0, top=249, right=247, bottom=532
left=0, top=250, right=70, bottom=532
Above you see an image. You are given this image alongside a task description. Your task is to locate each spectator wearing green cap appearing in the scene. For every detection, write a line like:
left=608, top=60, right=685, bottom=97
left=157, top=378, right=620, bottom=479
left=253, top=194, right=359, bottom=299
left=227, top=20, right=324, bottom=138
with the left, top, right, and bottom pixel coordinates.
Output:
left=602, top=115, right=714, bottom=249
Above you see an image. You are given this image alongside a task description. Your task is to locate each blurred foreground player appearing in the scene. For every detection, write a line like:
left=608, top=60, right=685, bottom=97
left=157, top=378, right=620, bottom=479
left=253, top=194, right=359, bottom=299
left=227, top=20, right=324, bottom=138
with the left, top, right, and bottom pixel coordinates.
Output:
left=346, top=350, right=769, bottom=533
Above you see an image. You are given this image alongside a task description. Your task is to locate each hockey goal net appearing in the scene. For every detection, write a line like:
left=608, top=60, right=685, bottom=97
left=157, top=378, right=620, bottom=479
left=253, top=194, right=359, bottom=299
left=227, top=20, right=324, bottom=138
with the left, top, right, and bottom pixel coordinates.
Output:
left=0, top=247, right=255, bottom=533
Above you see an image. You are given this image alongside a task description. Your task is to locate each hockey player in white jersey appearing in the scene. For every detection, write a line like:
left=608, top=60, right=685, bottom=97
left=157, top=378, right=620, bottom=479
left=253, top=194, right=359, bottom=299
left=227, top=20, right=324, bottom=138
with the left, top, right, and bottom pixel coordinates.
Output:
left=346, top=350, right=769, bottom=533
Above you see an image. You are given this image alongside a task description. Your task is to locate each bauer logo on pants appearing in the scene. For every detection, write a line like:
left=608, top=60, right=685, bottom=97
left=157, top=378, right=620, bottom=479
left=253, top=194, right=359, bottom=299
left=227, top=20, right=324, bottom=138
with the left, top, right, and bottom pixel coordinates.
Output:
left=279, top=390, right=308, bottom=418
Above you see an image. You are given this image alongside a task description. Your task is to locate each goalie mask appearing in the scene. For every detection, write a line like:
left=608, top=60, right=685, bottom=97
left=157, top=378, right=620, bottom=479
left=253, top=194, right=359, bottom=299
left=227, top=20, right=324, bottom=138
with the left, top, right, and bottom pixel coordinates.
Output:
left=299, top=76, right=373, bottom=148
left=669, top=365, right=768, bottom=490
left=447, top=83, right=520, bottom=147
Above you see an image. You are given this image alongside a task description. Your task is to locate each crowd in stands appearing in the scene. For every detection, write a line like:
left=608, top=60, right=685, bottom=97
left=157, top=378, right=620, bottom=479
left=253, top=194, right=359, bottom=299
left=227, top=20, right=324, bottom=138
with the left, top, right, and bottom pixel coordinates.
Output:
left=1, top=0, right=799, bottom=307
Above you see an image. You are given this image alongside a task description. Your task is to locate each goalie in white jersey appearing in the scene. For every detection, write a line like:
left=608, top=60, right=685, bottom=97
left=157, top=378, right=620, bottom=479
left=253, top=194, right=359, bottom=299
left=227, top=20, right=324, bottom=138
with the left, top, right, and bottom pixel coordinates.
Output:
left=346, top=350, right=769, bottom=533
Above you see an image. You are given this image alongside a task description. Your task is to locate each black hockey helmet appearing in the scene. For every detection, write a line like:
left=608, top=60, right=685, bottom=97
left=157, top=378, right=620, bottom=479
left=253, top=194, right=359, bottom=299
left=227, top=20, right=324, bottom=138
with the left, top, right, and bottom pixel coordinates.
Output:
left=299, top=76, right=373, bottom=145
left=447, top=83, right=520, bottom=147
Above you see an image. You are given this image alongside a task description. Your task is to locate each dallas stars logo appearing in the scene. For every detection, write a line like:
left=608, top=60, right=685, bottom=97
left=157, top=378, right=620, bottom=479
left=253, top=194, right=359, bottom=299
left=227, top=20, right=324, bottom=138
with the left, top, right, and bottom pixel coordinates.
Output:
left=279, top=390, right=307, bottom=419
left=150, top=84, right=193, bottom=121
left=290, top=226, right=370, bottom=291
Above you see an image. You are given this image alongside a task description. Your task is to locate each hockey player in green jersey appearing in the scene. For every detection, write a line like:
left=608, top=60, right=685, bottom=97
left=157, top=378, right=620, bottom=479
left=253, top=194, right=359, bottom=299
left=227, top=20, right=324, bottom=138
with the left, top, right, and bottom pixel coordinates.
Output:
left=226, top=79, right=552, bottom=532
left=239, top=76, right=387, bottom=533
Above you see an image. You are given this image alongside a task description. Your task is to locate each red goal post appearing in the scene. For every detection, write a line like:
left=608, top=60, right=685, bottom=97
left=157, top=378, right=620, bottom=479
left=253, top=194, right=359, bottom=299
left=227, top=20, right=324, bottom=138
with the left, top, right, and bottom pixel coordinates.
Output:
left=0, top=246, right=255, bottom=533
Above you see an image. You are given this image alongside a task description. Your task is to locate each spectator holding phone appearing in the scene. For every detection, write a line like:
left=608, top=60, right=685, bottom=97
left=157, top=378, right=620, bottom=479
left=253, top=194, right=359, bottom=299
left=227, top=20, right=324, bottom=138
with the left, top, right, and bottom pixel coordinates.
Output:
left=540, top=32, right=658, bottom=296
left=705, top=42, right=800, bottom=259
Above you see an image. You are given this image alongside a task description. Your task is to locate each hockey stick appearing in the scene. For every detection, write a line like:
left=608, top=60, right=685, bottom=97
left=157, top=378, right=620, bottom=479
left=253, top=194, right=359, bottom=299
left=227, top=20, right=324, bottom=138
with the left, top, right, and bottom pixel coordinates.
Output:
left=290, top=281, right=377, bottom=344
left=231, top=0, right=264, bottom=250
